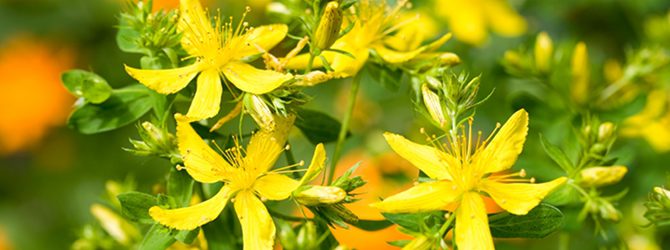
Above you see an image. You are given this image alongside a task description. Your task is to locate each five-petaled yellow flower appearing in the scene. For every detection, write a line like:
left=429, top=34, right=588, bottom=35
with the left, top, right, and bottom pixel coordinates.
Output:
left=434, top=0, right=527, bottom=46
left=372, top=109, right=566, bottom=249
left=149, top=114, right=326, bottom=250
left=125, top=0, right=292, bottom=121
left=286, top=0, right=452, bottom=78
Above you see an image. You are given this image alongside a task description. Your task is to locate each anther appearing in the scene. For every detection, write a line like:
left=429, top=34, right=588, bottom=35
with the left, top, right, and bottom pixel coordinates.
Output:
left=519, top=169, right=526, bottom=178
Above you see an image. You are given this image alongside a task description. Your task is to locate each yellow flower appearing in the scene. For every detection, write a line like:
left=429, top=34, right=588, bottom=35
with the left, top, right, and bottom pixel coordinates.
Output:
left=285, top=0, right=452, bottom=78
left=125, top=0, right=292, bottom=121
left=571, top=42, right=590, bottom=105
left=372, top=109, right=566, bottom=250
left=434, top=0, right=527, bottom=46
left=621, top=90, right=670, bottom=152
left=149, top=114, right=326, bottom=250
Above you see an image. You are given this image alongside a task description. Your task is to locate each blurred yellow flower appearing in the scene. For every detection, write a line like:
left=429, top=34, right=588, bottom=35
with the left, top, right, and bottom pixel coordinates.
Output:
left=434, top=0, right=527, bottom=45
left=286, top=0, right=452, bottom=78
left=125, top=0, right=291, bottom=121
left=0, top=38, right=74, bottom=155
left=571, top=42, right=590, bottom=105
left=149, top=114, right=326, bottom=250
left=621, top=90, right=670, bottom=152
left=372, top=109, right=566, bottom=249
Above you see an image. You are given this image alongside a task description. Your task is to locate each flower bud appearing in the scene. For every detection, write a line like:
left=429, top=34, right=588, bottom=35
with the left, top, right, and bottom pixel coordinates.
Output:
left=654, top=186, right=670, bottom=198
left=245, top=94, right=275, bottom=130
left=313, top=1, right=342, bottom=50
left=437, top=52, right=461, bottom=66
left=402, top=235, right=434, bottom=250
left=534, top=32, right=553, bottom=73
left=421, top=84, right=447, bottom=128
left=296, top=221, right=318, bottom=249
left=294, top=185, right=346, bottom=206
left=296, top=70, right=331, bottom=86
left=579, top=166, right=627, bottom=187
left=90, top=204, right=140, bottom=246
left=571, top=42, right=590, bottom=104
left=597, top=122, right=615, bottom=142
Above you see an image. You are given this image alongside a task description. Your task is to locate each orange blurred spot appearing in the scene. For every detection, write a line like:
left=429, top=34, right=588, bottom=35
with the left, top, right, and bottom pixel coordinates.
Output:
left=0, top=37, right=74, bottom=155
left=0, top=226, right=12, bottom=250
left=151, top=0, right=211, bottom=11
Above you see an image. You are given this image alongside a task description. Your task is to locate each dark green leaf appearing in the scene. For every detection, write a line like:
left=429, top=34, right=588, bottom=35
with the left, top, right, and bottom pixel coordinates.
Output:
left=167, top=167, right=194, bottom=207
left=117, top=15, right=146, bottom=54
left=352, top=219, right=393, bottom=231
left=138, top=224, right=176, bottom=250
left=382, top=211, right=444, bottom=233
left=489, top=203, right=564, bottom=238
left=61, top=70, right=112, bottom=104
left=295, top=108, right=346, bottom=144
left=117, top=191, right=157, bottom=224
left=539, top=134, right=575, bottom=173
left=68, top=84, right=153, bottom=134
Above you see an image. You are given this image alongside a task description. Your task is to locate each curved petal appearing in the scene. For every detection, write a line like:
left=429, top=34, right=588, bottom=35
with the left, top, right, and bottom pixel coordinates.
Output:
left=235, top=24, right=289, bottom=58
left=330, top=46, right=368, bottom=78
left=179, top=0, right=217, bottom=57
left=244, top=115, right=295, bottom=174
left=371, top=180, right=460, bottom=213
left=124, top=63, right=200, bottom=94
left=474, top=109, right=528, bottom=174
left=176, top=114, right=233, bottom=183
left=222, top=61, right=291, bottom=94
left=455, top=192, right=494, bottom=250
left=185, top=69, right=222, bottom=121
left=481, top=177, right=567, bottom=215
left=371, top=44, right=425, bottom=64
left=283, top=53, right=326, bottom=70
left=383, top=132, right=453, bottom=180
left=254, top=173, right=299, bottom=200
left=149, top=186, right=232, bottom=230
left=481, top=0, right=527, bottom=37
left=234, top=191, right=275, bottom=250
left=299, top=143, right=327, bottom=185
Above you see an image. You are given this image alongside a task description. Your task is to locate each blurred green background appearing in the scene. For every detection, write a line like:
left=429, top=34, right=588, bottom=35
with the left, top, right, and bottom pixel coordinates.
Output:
left=1, top=0, right=669, bottom=249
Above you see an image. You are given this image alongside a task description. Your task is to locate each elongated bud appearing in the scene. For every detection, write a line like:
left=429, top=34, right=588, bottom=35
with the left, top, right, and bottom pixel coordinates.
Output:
left=579, top=166, right=627, bottom=187
left=402, top=235, right=433, bottom=250
left=245, top=94, right=275, bottom=130
left=296, top=70, right=331, bottom=86
left=598, top=122, right=615, bottom=142
left=437, top=52, right=461, bottom=65
left=90, top=204, right=140, bottom=246
left=313, top=1, right=342, bottom=50
left=421, top=84, right=447, bottom=128
left=294, top=185, right=346, bottom=206
left=571, top=42, right=590, bottom=104
left=534, top=32, right=553, bottom=73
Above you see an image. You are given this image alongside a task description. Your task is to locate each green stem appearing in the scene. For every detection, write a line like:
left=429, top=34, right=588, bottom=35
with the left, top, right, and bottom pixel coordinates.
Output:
left=439, top=212, right=455, bottom=236
left=328, top=74, right=361, bottom=184
left=306, top=51, right=317, bottom=73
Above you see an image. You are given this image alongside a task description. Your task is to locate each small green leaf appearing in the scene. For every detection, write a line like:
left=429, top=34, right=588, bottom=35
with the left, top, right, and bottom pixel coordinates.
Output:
left=353, top=219, right=393, bottom=231
left=387, top=239, right=411, bottom=247
left=61, top=69, right=112, bottom=104
left=539, top=134, right=575, bottom=173
left=138, top=224, right=176, bottom=250
left=168, top=167, right=194, bottom=207
left=295, top=108, right=346, bottom=144
left=117, top=191, right=157, bottom=224
left=489, top=203, right=564, bottom=238
left=382, top=211, right=444, bottom=233
left=68, top=84, right=153, bottom=134
left=175, top=228, right=199, bottom=244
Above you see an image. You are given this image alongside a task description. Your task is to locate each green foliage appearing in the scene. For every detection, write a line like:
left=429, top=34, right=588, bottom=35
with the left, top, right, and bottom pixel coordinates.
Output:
left=489, top=203, right=564, bottom=238
left=294, top=108, right=346, bottom=144
left=61, top=70, right=113, bottom=104
left=117, top=191, right=157, bottom=224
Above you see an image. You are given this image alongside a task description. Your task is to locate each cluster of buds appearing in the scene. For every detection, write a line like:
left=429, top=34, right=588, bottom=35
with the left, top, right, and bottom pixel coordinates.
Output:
left=125, top=121, right=179, bottom=163
left=644, top=186, right=670, bottom=227
left=419, top=70, right=487, bottom=132
left=579, top=120, right=616, bottom=161
left=118, top=0, right=180, bottom=55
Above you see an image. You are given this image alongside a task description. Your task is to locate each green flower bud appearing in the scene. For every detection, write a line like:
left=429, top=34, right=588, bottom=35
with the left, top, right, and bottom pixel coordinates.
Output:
left=295, top=185, right=346, bottom=206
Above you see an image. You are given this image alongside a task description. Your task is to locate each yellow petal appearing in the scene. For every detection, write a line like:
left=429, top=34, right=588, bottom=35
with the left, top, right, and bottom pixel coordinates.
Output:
left=283, top=53, right=326, bottom=70
left=254, top=173, right=299, bottom=200
left=124, top=63, right=200, bottom=94
left=383, top=132, right=453, bottom=180
left=481, top=0, right=527, bottom=36
left=244, top=115, right=295, bottom=174
left=234, top=191, right=275, bottom=250
left=481, top=177, right=567, bottom=215
left=455, top=192, right=494, bottom=250
left=185, top=69, right=222, bottom=121
left=372, top=44, right=425, bottom=64
left=436, top=0, right=487, bottom=45
left=330, top=45, right=368, bottom=77
left=149, top=186, right=232, bottom=230
left=222, top=61, right=291, bottom=94
left=235, top=24, right=289, bottom=58
left=179, top=0, right=216, bottom=57
left=475, top=109, right=528, bottom=174
left=299, top=143, right=327, bottom=185
left=371, top=180, right=461, bottom=213
left=176, top=113, right=233, bottom=183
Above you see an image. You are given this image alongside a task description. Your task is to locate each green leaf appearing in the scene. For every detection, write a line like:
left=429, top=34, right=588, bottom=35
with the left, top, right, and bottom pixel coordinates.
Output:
left=539, top=134, right=575, bottom=173
left=382, top=211, right=444, bottom=233
left=175, top=228, right=199, bottom=244
left=352, top=219, right=393, bottom=231
left=361, top=62, right=403, bottom=91
left=68, top=84, right=153, bottom=134
left=167, top=167, right=194, bottom=207
left=117, top=191, right=157, bottom=224
left=138, top=224, right=176, bottom=250
left=117, top=15, right=146, bottom=54
left=489, top=203, right=564, bottom=238
left=61, top=70, right=112, bottom=104
left=295, top=108, right=346, bottom=144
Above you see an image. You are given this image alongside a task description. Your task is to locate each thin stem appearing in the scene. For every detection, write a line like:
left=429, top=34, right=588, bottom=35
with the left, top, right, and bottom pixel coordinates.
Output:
left=306, top=50, right=317, bottom=73
left=439, top=212, right=455, bottom=236
left=284, top=140, right=300, bottom=179
left=328, top=73, right=361, bottom=184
